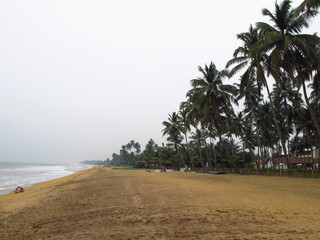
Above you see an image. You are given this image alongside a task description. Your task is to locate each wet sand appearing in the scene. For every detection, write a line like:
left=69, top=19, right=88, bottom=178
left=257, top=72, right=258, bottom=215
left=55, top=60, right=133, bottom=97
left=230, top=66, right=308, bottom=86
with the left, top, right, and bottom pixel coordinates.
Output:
left=1, top=167, right=320, bottom=240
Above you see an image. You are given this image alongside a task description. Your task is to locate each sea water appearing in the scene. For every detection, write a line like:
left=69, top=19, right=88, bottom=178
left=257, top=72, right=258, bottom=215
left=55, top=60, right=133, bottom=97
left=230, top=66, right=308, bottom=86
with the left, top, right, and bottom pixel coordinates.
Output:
left=0, top=162, right=90, bottom=195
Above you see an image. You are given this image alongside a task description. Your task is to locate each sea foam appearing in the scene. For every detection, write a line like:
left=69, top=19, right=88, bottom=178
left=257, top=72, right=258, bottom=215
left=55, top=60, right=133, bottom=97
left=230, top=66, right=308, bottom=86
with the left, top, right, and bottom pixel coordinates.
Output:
left=0, top=162, right=89, bottom=195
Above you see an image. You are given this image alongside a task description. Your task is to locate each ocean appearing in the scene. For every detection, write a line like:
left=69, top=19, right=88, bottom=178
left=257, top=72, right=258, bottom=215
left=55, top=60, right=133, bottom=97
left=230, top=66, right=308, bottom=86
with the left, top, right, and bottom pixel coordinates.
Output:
left=0, top=162, right=90, bottom=195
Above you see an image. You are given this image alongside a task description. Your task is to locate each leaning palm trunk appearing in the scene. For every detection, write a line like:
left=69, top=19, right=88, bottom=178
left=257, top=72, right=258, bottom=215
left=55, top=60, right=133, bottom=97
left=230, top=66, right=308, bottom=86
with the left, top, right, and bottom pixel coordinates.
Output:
left=301, top=82, right=320, bottom=137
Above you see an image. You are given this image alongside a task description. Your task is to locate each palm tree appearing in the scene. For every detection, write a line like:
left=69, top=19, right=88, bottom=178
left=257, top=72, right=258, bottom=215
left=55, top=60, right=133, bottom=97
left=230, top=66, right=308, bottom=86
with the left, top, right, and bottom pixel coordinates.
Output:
left=309, top=70, right=320, bottom=104
left=254, top=0, right=312, bottom=76
left=188, top=62, right=237, bottom=145
left=294, top=46, right=320, bottom=137
left=226, top=25, right=266, bottom=93
left=256, top=101, right=278, bottom=158
left=133, top=142, right=141, bottom=155
left=162, top=112, right=185, bottom=165
left=295, top=105, right=320, bottom=155
left=120, top=145, right=129, bottom=165
left=296, top=0, right=320, bottom=16
left=271, top=80, right=304, bottom=153
left=178, top=108, right=195, bottom=169
left=252, top=0, right=320, bottom=157
left=190, top=128, right=206, bottom=168
left=226, top=25, right=267, bottom=160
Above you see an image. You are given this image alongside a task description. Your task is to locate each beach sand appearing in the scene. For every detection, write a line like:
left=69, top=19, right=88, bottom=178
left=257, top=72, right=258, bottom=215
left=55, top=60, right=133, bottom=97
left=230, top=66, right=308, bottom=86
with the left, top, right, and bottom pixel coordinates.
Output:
left=1, top=167, right=320, bottom=240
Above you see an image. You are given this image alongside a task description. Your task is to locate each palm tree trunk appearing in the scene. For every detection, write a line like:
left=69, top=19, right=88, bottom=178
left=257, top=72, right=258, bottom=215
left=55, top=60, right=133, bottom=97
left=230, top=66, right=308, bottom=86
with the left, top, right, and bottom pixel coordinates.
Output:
left=210, top=137, right=217, bottom=167
left=224, top=110, right=258, bottom=169
left=234, top=126, right=259, bottom=169
left=175, top=143, right=186, bottom=167
left=252, top=110, right=263, bottom=162
left=197, top=142, right=205, bottom=169
left=205, top=142, right=212, bottom=169
left=218, top=135, right=224, bottom=166
left=184, top=133, right=194, bottom=169
left=265, top=83, right=289, bottom=161
left=301, top=81, right=320, bottom=137
left=178, top=149, right=186, bottom=167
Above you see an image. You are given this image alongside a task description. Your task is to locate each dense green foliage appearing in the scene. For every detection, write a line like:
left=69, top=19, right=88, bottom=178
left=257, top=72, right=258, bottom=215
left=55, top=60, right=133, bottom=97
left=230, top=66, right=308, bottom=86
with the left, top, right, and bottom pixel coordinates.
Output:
left=108, top=0, right=320, bottom=170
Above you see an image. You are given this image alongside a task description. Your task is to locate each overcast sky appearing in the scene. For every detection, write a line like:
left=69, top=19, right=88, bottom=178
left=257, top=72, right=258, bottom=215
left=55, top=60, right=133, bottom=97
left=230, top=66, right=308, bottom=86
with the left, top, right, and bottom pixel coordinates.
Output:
left=0, top=0, right=319, bottom=164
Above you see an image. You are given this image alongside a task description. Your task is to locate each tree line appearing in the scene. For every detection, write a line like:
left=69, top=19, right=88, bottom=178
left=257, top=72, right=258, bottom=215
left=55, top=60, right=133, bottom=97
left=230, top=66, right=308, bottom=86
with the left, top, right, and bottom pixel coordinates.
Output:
left=109, top=0, right=320, bottom=170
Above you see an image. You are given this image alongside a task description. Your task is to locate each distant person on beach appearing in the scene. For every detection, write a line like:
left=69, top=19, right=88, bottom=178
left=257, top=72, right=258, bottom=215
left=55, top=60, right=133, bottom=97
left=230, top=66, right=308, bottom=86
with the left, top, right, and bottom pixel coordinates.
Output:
left=15, top=186, right=24, bottom=193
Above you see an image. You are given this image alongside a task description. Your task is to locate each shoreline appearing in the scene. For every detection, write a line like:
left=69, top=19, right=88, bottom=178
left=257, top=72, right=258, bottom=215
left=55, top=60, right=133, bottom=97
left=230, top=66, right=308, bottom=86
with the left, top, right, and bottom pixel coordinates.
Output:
left=0, top=166, right=96, bottom=215
left=0, top=164, right=92, bottom=196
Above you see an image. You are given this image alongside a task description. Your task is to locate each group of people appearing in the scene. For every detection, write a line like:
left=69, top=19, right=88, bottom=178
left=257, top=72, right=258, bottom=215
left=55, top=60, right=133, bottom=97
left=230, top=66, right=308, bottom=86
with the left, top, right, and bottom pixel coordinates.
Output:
left=160, top=165, right=167, bottom=172
left=15, top=186, right=24, bottom=193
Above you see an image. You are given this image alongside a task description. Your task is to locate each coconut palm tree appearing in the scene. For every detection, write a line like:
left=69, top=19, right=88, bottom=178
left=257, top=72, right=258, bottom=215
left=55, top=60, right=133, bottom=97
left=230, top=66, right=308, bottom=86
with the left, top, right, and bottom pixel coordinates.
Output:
left=256, top=101, right=278, bottom=157
left=133, top=142, right=141, bottom=155
left=162, top=112, right=185, bottom=164
left=294, top=46, right=320, bottom=137
left=120, top=145, right=129, bottom=165
left=296, top=0, right=320, bottom=16
left=226, top=25, right=266, bottom=93
left=178, top=108, right=195, bottom=169
left=295, top=104, right=320, bottom=153
left=190, top=128, right=206, bottom=168
left=254, top=0, right=313, bottom=76
left=271, top=80, right=304, bottom=153
left=226, top=25, right=272, bottom=160
left=251, top=0, right=320, bottom=157
left=309, top=70, right=320, bottom=104
left=188, top=62, right=237, bottom=145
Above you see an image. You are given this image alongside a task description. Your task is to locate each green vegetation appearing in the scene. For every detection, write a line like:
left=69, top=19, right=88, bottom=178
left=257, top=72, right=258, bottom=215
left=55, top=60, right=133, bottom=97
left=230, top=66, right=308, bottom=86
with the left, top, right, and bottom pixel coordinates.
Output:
left=108, top=0, right=320, bottom=171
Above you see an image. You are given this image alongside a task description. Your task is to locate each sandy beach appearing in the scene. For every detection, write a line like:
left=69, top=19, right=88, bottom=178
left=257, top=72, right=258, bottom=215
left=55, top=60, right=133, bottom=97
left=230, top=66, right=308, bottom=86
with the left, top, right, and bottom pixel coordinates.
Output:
left=1, top=167, right=320, bottom=240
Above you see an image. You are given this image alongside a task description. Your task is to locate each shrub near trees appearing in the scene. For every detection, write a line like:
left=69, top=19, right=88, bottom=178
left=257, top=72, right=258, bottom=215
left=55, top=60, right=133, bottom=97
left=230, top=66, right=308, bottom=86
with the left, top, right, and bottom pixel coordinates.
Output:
left=109, top=0, right=320, bottom=170
left=109, top=139, right=179, bottom=169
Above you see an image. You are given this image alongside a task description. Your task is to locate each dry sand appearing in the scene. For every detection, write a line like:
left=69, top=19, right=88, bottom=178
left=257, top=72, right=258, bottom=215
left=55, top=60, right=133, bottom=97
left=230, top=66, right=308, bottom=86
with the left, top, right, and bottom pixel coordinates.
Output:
left=1, top=167, right=320, bottom=240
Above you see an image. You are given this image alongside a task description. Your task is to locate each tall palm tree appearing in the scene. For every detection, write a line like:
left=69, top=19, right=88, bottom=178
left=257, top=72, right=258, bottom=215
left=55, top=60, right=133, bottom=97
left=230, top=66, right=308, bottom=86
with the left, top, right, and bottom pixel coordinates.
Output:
left=294, top=45, right=320, bottom=137
left=252, top=0, right=320, bottom=156
left=271, top=80, right=304, bottom=153
left=120, top=145, right=129, bottom=165
left=190, top=128, right=206, bottom=168
left=188, top=62, right=237, bottom=145
left=226, top=25, right=268, bottom=159
left=162, top=112, right=185, bottom=164
left=133, top=142, right=141, bottom=155
left=256, top=101, right=278, bottom=158
left=178, top=108, right=195, bottom=169
left=226, top=25, right=266, bottom=93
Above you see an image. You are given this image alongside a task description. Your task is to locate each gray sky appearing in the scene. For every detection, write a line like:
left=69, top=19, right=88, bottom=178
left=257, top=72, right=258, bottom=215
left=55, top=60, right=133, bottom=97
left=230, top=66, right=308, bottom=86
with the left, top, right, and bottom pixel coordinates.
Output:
left=0, top=0, right=319, bottom=164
